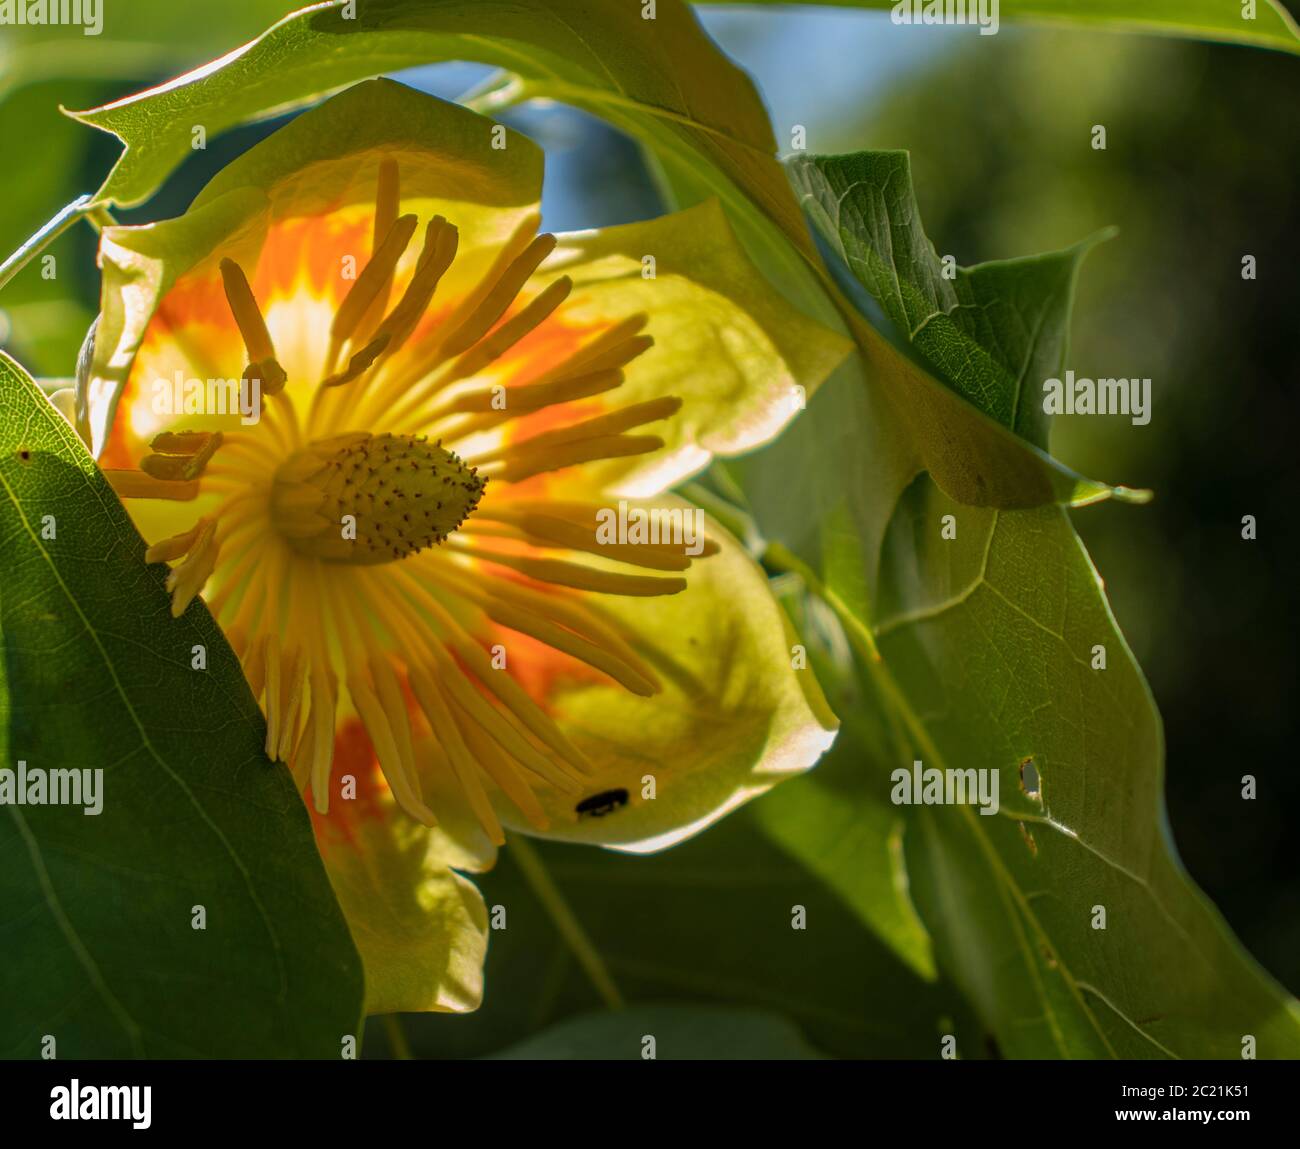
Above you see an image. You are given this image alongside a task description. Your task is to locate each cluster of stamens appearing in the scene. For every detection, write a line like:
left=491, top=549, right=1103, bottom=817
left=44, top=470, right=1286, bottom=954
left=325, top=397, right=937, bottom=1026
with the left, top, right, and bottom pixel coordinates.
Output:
left=100, top=153, right=714, bottom=839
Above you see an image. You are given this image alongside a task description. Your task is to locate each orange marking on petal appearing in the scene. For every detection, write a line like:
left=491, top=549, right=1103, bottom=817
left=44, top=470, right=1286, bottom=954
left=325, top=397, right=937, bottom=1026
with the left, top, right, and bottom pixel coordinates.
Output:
left=253, top=215, right=373, bottom=306
left=100, top=408, right=140, bottom=470
left=494, top=310, right=606, bottom=388
left=129, top=263, right=233, bottom=333
left=309, top=719, right=391, bottom=850
left=102, top=267, right=240, bottom=466
left=483, top=313, right=625, bottom=497
left=491, top=398, right=604, bottom=501
left=486, top=623, right=608, bottom=707
left=404, top=300, right=456, bottom=352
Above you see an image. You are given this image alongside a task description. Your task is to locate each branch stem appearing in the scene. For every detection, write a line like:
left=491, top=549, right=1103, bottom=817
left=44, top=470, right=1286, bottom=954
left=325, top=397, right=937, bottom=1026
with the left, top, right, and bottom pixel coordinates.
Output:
left=509, top=833, right=625, bottom=1011
left=0, top=195, right=98, bottom=295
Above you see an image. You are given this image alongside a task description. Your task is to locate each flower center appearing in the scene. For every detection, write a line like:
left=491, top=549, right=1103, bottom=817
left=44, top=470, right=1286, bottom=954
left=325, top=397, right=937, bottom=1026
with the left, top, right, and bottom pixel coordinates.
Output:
left=108, top=154, right=702, bottom=837
left=270, top=431, right=485, bottom=564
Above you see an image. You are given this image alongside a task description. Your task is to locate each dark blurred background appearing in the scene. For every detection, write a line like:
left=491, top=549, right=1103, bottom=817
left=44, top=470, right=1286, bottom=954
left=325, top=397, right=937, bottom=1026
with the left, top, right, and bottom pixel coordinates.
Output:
left=2, top=4, right=1295, bottom=995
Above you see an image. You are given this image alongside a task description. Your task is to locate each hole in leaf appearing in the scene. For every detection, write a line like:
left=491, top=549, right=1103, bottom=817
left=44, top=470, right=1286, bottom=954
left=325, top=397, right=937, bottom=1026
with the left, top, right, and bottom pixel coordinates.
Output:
left=1018, top=756, right=1041, bottom=801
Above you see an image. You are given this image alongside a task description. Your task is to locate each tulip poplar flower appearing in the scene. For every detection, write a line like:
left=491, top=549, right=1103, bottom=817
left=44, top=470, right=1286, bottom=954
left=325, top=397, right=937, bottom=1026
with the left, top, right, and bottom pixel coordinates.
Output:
left=78, top=80, right=847, bottom=1014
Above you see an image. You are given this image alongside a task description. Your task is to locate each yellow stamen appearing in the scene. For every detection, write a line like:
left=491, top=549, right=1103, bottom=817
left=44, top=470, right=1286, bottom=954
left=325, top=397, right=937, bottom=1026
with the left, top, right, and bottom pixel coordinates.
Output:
left=165, top=518, right=219, bottom=616
left=448, top=544, right=686, bottom=597
left=458, top=717, right=551, bottom=830
left=437, top=232, right=558, bottom=359
left=467, top=504, right=693, bottom=573
left=327, top=213, right=417, bottom=366
left=538, top=315, right=651, bottom=380
left=140, top=430, right=224, bottom=482
left=419, top=213, right=538, bottom=350
left=446, top=568, right=657, bottom=694
left=307, top=664, right=338, bottom=813
left=219, top=257, right=274, bottom=359
left=354, top=156, right=402, bottom=343
left=368, top=652, right=423, bottom=805
left=378, top=279, right=572, bottom=430
left=388, top=568, right=592, bottom=778
left=430, top=320, right=656, bottom=444
left=369, top=216, right=458, bottom=360
left=220, top=258, right=287, bottom=395
left=361, top=579, right=579, bottom=795
left=441, top=367, right=624, bottom=423
left=144, top=521, right=205, bottom=564
left=202, top=534, right=262, bottom=617
left=406, top=666, right=506, bottom=844
left=105, top=469, right=199, bottom=500
left=446, top=276, right=573, bottom=385
left=425, top=554, right=661, bottom=688
left=277, top=646, right=308, bottom=763
left=483, top=434, right=664, bottom=484
left=468, top=397, right=679, bottom=466
left=241, top=632, right=269, bottom=702
left=348, top=670, right=437, bottom=826
left=321, top=334, right=391, bottom=389
left=231, top=547, right=281, bottom=655
left=306, top=561, right=338, bottom=811
left=325, top=576, right=436, bottom=825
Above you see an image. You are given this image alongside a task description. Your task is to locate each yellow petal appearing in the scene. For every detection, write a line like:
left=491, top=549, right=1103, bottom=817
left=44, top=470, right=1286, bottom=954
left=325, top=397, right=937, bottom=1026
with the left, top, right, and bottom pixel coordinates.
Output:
left=486, top=498, right=838, bottom=850
left=513, top=199, right=852, bottom=497
left=312, top=722, right=491, bottom=1015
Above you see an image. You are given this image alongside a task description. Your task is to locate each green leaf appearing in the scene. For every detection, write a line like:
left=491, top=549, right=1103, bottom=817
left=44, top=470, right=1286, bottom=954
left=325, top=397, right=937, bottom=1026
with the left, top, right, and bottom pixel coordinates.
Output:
left=705, top=0, right=1300, bottom=56
left=753, top=576, right=936, bottom=982
left=0, top=352, right=364, bottom=1058
left=70, top=0, right=807, bottom=258
left=786, top=150, right=1147, bottom=507
left=732, top=154, right=1300, bottom=1058
left=649, top=121, right=1140, bottom=512
left=790, top=150, right=1110, bottom=453
left=485, top=1004, right=828, bottom=1059
left=879, top=492, right=1300, bottom=1057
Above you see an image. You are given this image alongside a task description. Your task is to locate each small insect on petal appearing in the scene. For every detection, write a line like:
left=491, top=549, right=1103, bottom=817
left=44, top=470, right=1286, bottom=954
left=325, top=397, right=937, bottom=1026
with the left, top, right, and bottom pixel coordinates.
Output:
left=575, top=789, right=630, bottom=819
